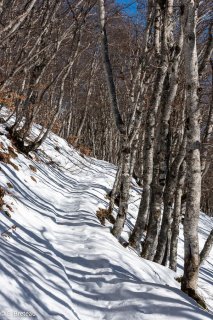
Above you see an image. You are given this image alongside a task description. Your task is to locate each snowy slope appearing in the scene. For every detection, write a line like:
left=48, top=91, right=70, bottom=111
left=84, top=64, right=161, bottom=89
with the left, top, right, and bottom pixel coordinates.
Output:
left=0, top=121, right=212, bottom=320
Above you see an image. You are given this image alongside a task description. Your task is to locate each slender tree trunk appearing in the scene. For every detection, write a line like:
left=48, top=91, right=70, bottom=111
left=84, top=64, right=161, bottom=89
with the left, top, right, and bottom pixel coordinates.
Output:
left=108, top=164, right=122, bottom=215
left=200, top=228, right=213, bottom=265
left=139, top=2, right=174, bottom=258
left=201, top=61, right=213, bottom=176
left=127, top=3, right=162, bottom=249
left=181, top=0, right=201, bottom=294
left=98, top=0, right=125, bottom=135
left=74, top=55, right=97, bottom=145
left=141, top=27, right=183, bottom=258
left=154, top=133, right=187, bottom=264
left=111, top=137, right=131, bottom=238
left=129, top=60, right=169, bottom=250
left=129, top=134, right=139, bottom=178
left=66, top=110, right=73, bottom=140
left=141, top=1, right=184, bottom=259
left=162, top=230, right=172, bottom=267
left=99, top=0, right=135, bottom=238
left=170, top=161, right=186, bottom=271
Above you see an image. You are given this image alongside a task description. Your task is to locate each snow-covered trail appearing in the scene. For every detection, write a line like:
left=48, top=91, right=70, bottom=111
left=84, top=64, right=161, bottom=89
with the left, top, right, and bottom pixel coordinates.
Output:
left=0, top=127, right=212, bottom=320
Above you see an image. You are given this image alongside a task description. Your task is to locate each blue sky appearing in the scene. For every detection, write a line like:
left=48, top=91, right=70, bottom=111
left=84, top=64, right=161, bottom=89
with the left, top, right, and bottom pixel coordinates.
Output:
left=116, top=0, right=137, bottom=15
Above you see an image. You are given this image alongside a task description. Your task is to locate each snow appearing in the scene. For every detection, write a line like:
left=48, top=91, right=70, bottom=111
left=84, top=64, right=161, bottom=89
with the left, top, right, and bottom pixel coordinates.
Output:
left=0, top=119, right=212, bottom=320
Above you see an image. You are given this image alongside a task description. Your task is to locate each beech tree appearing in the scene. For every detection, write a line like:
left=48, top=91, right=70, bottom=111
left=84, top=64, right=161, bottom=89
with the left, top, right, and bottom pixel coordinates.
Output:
left=98, top=0, right=154, bottom=239
left=180, top=0, right=201, bottom=296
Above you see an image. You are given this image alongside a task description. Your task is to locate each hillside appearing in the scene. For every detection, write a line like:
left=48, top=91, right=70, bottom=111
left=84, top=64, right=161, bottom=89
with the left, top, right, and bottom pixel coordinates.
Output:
left=0, top=120, right=212, bottom=320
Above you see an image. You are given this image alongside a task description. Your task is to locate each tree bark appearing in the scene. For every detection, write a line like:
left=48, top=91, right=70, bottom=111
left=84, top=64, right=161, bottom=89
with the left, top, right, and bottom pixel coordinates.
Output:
left=181, top=0, right=201, bottom=294
left=139, top=2, right=174, bottom=259
left=200, top=228, right=213, bottom=265
left=111, top=137, right=131, bottom=238
left=98, top=0, right=125, bottom=135
left=170, top=161, right=186, bottom=271
left=154, top=133, right=187, bottom=264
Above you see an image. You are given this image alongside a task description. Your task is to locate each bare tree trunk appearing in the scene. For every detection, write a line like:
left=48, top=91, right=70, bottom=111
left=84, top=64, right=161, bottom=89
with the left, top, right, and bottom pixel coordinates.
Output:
left=74, top=54, right=97, bottom=146
left=198, top=24, right=213, bottom=77
left=129, top=51, right=169, bottom=250
left=154, top=133, right=187, bottom=264
left=138, top=2, right=173, bottom=258
left=99, top=0, right=129, bottom=237
left=99, top=0, right=139, bottom=238
left=170, top=161, right=186, bottom=271
left=181, top=0, right=201, bottom=295
left=200, top=228, right=213, bottom=265
left=141, top=0, right=185, bottom=260
left=111, top=137, right=131, bottom=238
left=141, top=26, right=183, bottom=259
left=98, top=0, right=125, bottom=135
left=201, top=61, right=213, bottom=177
left=129, top=133, right=139, bottom=178
left=108, top=164, right=122, bottom=215
left=66, top=110, right=73, bottom=140
left=162, top=230, right=172, bottom=267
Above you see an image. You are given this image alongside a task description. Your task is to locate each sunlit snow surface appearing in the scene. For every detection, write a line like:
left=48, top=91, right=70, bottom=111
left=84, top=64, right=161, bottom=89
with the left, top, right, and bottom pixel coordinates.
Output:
left=0, top=115, right=212, bottom=319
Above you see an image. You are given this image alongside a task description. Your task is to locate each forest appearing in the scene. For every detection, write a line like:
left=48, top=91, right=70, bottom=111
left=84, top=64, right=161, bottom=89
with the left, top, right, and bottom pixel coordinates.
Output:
left=0, top=0, right=212, bottom=308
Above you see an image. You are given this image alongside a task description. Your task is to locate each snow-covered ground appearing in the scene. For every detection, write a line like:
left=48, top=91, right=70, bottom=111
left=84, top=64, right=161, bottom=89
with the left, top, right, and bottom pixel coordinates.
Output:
left=0, top=119, right=212, bottom=320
